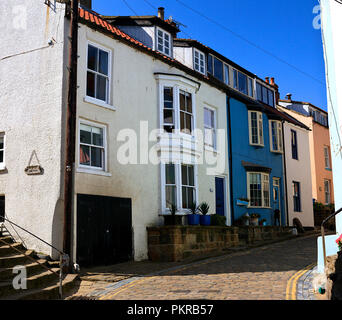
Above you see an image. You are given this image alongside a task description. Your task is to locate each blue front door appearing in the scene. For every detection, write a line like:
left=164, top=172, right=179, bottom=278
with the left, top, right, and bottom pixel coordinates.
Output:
left=215, top=177, right=225, bottom=216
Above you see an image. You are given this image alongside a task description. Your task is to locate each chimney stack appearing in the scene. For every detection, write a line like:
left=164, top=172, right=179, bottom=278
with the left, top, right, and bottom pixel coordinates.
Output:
left=265, top=77, right=269, bottom=83
left=270, top=77, right=275, bottom=85
left=80, top=0, right=92, bottom=10
left=158, top=7, right=165, bottom=20
left=286, top=93, right=292, bottom=101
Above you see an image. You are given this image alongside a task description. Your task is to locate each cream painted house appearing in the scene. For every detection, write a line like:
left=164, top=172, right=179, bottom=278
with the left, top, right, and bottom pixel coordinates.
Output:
left=0, top=1, right=230, bottom=266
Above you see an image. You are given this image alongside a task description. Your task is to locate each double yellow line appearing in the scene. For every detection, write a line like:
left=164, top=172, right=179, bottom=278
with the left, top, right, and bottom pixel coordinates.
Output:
left=286, top=263, right=316, bottom=300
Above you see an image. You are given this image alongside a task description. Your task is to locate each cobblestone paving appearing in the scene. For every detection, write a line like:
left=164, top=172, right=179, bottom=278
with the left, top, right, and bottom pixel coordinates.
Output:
left=89, top=235, right=318, bottom=300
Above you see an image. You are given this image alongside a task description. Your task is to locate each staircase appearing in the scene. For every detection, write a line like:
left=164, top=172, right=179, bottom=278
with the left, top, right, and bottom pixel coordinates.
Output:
left=0, top=229, right=78, bottom=300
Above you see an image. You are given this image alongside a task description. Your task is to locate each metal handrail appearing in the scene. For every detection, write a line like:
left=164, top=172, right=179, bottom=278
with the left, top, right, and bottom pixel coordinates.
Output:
left=0, top=216, right=69, bottom=299
left=321, top=207, right=342, bottom=270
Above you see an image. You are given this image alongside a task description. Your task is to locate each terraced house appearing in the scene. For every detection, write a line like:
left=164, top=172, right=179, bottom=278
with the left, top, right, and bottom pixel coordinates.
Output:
left=0, top=0, right=315, bottom=271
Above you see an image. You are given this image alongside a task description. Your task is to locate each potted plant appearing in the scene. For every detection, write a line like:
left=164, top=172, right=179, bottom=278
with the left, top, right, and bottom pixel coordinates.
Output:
left=198, top=202, right=211, bottom=226
left=259, top=218, right=267, bottom=226
left=241, top=213, right=250, bottom=226
left=250, top=213, right=260, bottom=226
left=336, top=234, right=342, bottom=258
left=163, top=204, right=183, bottom=226
left=237, top=197, right=250, bottom=206
left=187, top=202, right=200, bottom=225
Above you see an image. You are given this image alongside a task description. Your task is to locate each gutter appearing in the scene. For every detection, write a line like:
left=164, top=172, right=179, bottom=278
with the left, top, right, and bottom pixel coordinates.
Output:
left=281, top=120, right=289, bottom=226
left=226, top=96, right=235, bottom=224
left=63, top=0, right=78, bottom=262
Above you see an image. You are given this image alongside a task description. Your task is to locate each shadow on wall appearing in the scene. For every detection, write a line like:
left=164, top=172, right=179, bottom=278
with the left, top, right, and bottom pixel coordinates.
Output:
left=51, top=198, right=64, bottom=260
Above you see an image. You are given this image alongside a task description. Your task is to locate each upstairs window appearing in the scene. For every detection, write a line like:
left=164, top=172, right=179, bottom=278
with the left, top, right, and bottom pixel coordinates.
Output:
left=291, top=130, right=298, bottom=160
left=256, top=82, right=275, bottom=107
left=182, top=164, right=196, bottom=209
left=79, top=122, right=106, bottom=170
left=87, top=43, right=110, bottom=103
left=165, top=164, right=177, bottom=209
left=0, top=133, right=4, bottom=169
left=293, top=181, right=301, bottom=212
left=324, top=146, right=331, bottom=169
left=208, top=55, right=224, bottom=82
left=269, top=120, right=283, bottom=153
left=204, top=107, right=216, bottom=149
left=193, top=49, right=205, bottom=74
left=224, top=64, right=230, bottom=85
left=157, top=28, right=171, bottom=57
left=324, top=179, right=331, bottom=205
left=248, top=111, right=264, bottom=146
left=179, top=90, right=193, bottom=135
left=233, top=69, right=253, bottom=96
left=248, top=78, right=254, bottom=97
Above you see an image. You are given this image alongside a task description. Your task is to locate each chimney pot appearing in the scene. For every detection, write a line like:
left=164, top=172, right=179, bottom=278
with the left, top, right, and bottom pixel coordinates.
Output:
left=286, top=93, right=292, bottom=101
left=270, top=77, right=275, bottom=85
left=158, top=7, right=165, bottom=20
left=265, top=77, right=269, bottom=83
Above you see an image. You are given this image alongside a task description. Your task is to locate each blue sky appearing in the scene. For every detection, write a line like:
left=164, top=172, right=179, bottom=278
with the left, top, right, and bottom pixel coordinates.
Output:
left=92, top=0, right=327, bottom=110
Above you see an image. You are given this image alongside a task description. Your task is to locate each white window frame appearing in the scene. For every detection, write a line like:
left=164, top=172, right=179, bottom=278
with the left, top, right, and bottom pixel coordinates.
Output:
left=161, top=163, right=198, bottom=214
left=324, top=146, right=331, bottom=169
left=78, top=119, right=107, bottom=173
left=248, top=111, right=264, bottom=147
left=0, top=133, right=5, bottom=170
left=324, top=179, right=331, bottom=205
left=204, top=106, right=217, bottom=150
left=156, top=27, right=172, bottom=58
left=85, top=41, right=112, bottom=109
left=247, top=172, right=270, bottom=208
left=193, top=48, right=206, bottom=75
left=269, top=120, right=283, bottom=153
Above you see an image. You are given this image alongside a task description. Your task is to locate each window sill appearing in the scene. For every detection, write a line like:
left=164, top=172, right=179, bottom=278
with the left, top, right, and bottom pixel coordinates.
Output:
left=247, top=206, right=272, bottom=209
left=250, top=143, right=264, bottom=148
left=325, top=168, right=332, bottom=171
left=204, top=145, right=219, bottom=154
left=84, top=96, right=116, bottom=111
left=76, top=167, right=112, bottom=177
left=270, top=150, right=283, bottom=154
left=0, top=165, right=6, bottom=172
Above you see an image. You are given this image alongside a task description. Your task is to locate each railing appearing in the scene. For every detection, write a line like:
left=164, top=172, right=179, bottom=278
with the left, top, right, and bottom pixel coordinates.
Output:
left=321, top=207, right=342, bottom=269
left=0, top=216, right=69, bottom=299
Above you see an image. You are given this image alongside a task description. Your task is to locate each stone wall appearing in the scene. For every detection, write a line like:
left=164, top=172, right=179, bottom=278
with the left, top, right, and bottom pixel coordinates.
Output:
left=325, top=252, right=342, bottom=300
left=147, top=226, right=293, bottom=262
left=147, top=226, right=239, bottom=262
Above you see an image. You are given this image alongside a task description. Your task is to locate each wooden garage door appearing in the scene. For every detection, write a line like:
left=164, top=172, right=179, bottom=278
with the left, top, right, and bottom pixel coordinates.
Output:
left=77, top=194, right=132, bottom=268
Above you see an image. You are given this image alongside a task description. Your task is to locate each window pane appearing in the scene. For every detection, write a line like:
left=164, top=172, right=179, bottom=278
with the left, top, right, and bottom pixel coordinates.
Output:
left=233, top=69, right=238, bottom=89
left=166, top=164, right=175, bottom=184
left=238, top=72, right=247, bottom=94
left=96, top=74, right=107, bottom=101
left=262, top=86, right=268, bottom=104
left=179, top=92, right=186, bottom=111
left=88, top=45, right=98, bottom=71
left=224, top=64, right=229, bottom=85
left=166, top=186, right=176, bottom=208
left=188, top=166, right=194, bottom=186
left=0, top=151, right=3, bottom=163
left=0, top=137, right=3, bottom=150
left=164, top=87, right=173, bottom=109
left=256, top=83, right=262, bottom=101
left=164, top=109, right=173, bottom=124
left=98, top=50, right=109, bottom=75
left=80, top=124, right=92, bottom=144
left=268, top=89, right=274, bottom=107
left=213, top=57, right=223, bottom=81
left=86, top=71, right=95, bottom=98
left=207, top=55, right=213, bottom=74
left=186, top=94, right=192, bottom=113
left=182, top=165, right=188, bottom=185
left=91, top=147, right=102, bottom=168
left=248, top=78, right=253, bottom=97
left=92, top=127, right=103, bottom=146
left=80, top=145, right=90, bottom=165
left=185, top=113, right=192, bottom=133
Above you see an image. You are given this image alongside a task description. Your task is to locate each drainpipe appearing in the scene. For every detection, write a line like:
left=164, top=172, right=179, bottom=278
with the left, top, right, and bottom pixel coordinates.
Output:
left=227, top=96, right=235, bottom=224
left=281, top=120, right=289, bottom=226
left=63, top=0, right=78, bottom=263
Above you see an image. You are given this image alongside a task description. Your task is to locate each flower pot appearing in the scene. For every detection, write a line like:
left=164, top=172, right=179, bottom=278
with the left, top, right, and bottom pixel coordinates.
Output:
left=163, top=215, right=183, bottom=226
left=187, top=214, right=200, bottom=225
left=200, top=215, right=211, bottom=226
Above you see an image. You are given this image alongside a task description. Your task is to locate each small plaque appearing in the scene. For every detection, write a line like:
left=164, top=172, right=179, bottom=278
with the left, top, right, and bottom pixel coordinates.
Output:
left=25, top=165, right=44, bottom=175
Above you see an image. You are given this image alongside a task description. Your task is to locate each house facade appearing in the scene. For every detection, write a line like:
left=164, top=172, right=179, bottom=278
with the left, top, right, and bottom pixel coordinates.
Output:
left=278, top=98, right=334, bottom=206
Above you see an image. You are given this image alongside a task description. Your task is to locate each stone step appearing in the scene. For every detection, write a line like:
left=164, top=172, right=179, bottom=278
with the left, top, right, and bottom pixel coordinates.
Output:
left=0, top=250, right=34, bottom=268
left=0, top=259, right=47, bottom=281
left=3, top=274, right=79, bottom=300
left=0, top=236, right=14, bottom=245
left=0, top=268, right=60, bottom=298
left=0, top=242, right=26, bottom=257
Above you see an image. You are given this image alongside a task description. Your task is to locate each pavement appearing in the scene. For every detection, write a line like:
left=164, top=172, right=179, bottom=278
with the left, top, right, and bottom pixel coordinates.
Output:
left=66, top=233, right=320, bottom=300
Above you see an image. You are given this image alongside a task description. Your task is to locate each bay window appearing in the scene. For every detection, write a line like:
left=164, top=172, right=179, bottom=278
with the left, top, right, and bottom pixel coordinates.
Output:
left=163, top=87, right=175, bottom=133
left=179, top=90, right=193, bottom=134
left=247, top=172, right=270, bottom=208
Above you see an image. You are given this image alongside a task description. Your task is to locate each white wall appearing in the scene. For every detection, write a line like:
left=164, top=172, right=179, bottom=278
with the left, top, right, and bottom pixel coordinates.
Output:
left=283, top=122, right=314, bottom=227
left=74, top=24, right=229, bottom=261
left=0, top=0, right=68, bottom=257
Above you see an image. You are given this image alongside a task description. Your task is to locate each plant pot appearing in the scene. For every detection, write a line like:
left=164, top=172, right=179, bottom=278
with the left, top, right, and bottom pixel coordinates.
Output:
left=163, top=215, right=183, bottom=226
left=250, top=218, right=258, bottom=226
left=187, top=214, right=200, bottom=225
left=200, top=215, right=211, bottom=226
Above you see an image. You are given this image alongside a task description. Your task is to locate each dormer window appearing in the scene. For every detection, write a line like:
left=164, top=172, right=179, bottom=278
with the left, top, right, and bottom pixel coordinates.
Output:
left=233, top=69, right=254, bottom=97
left=256, top=82, right=275, bottom=107
left=193, top=49, right=205, bottom=74
left=156, top=27, right=171, bottom=57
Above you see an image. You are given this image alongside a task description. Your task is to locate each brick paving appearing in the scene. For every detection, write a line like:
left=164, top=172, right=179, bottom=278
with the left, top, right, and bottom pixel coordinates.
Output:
left=67, top=234, right=318, bottom=300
